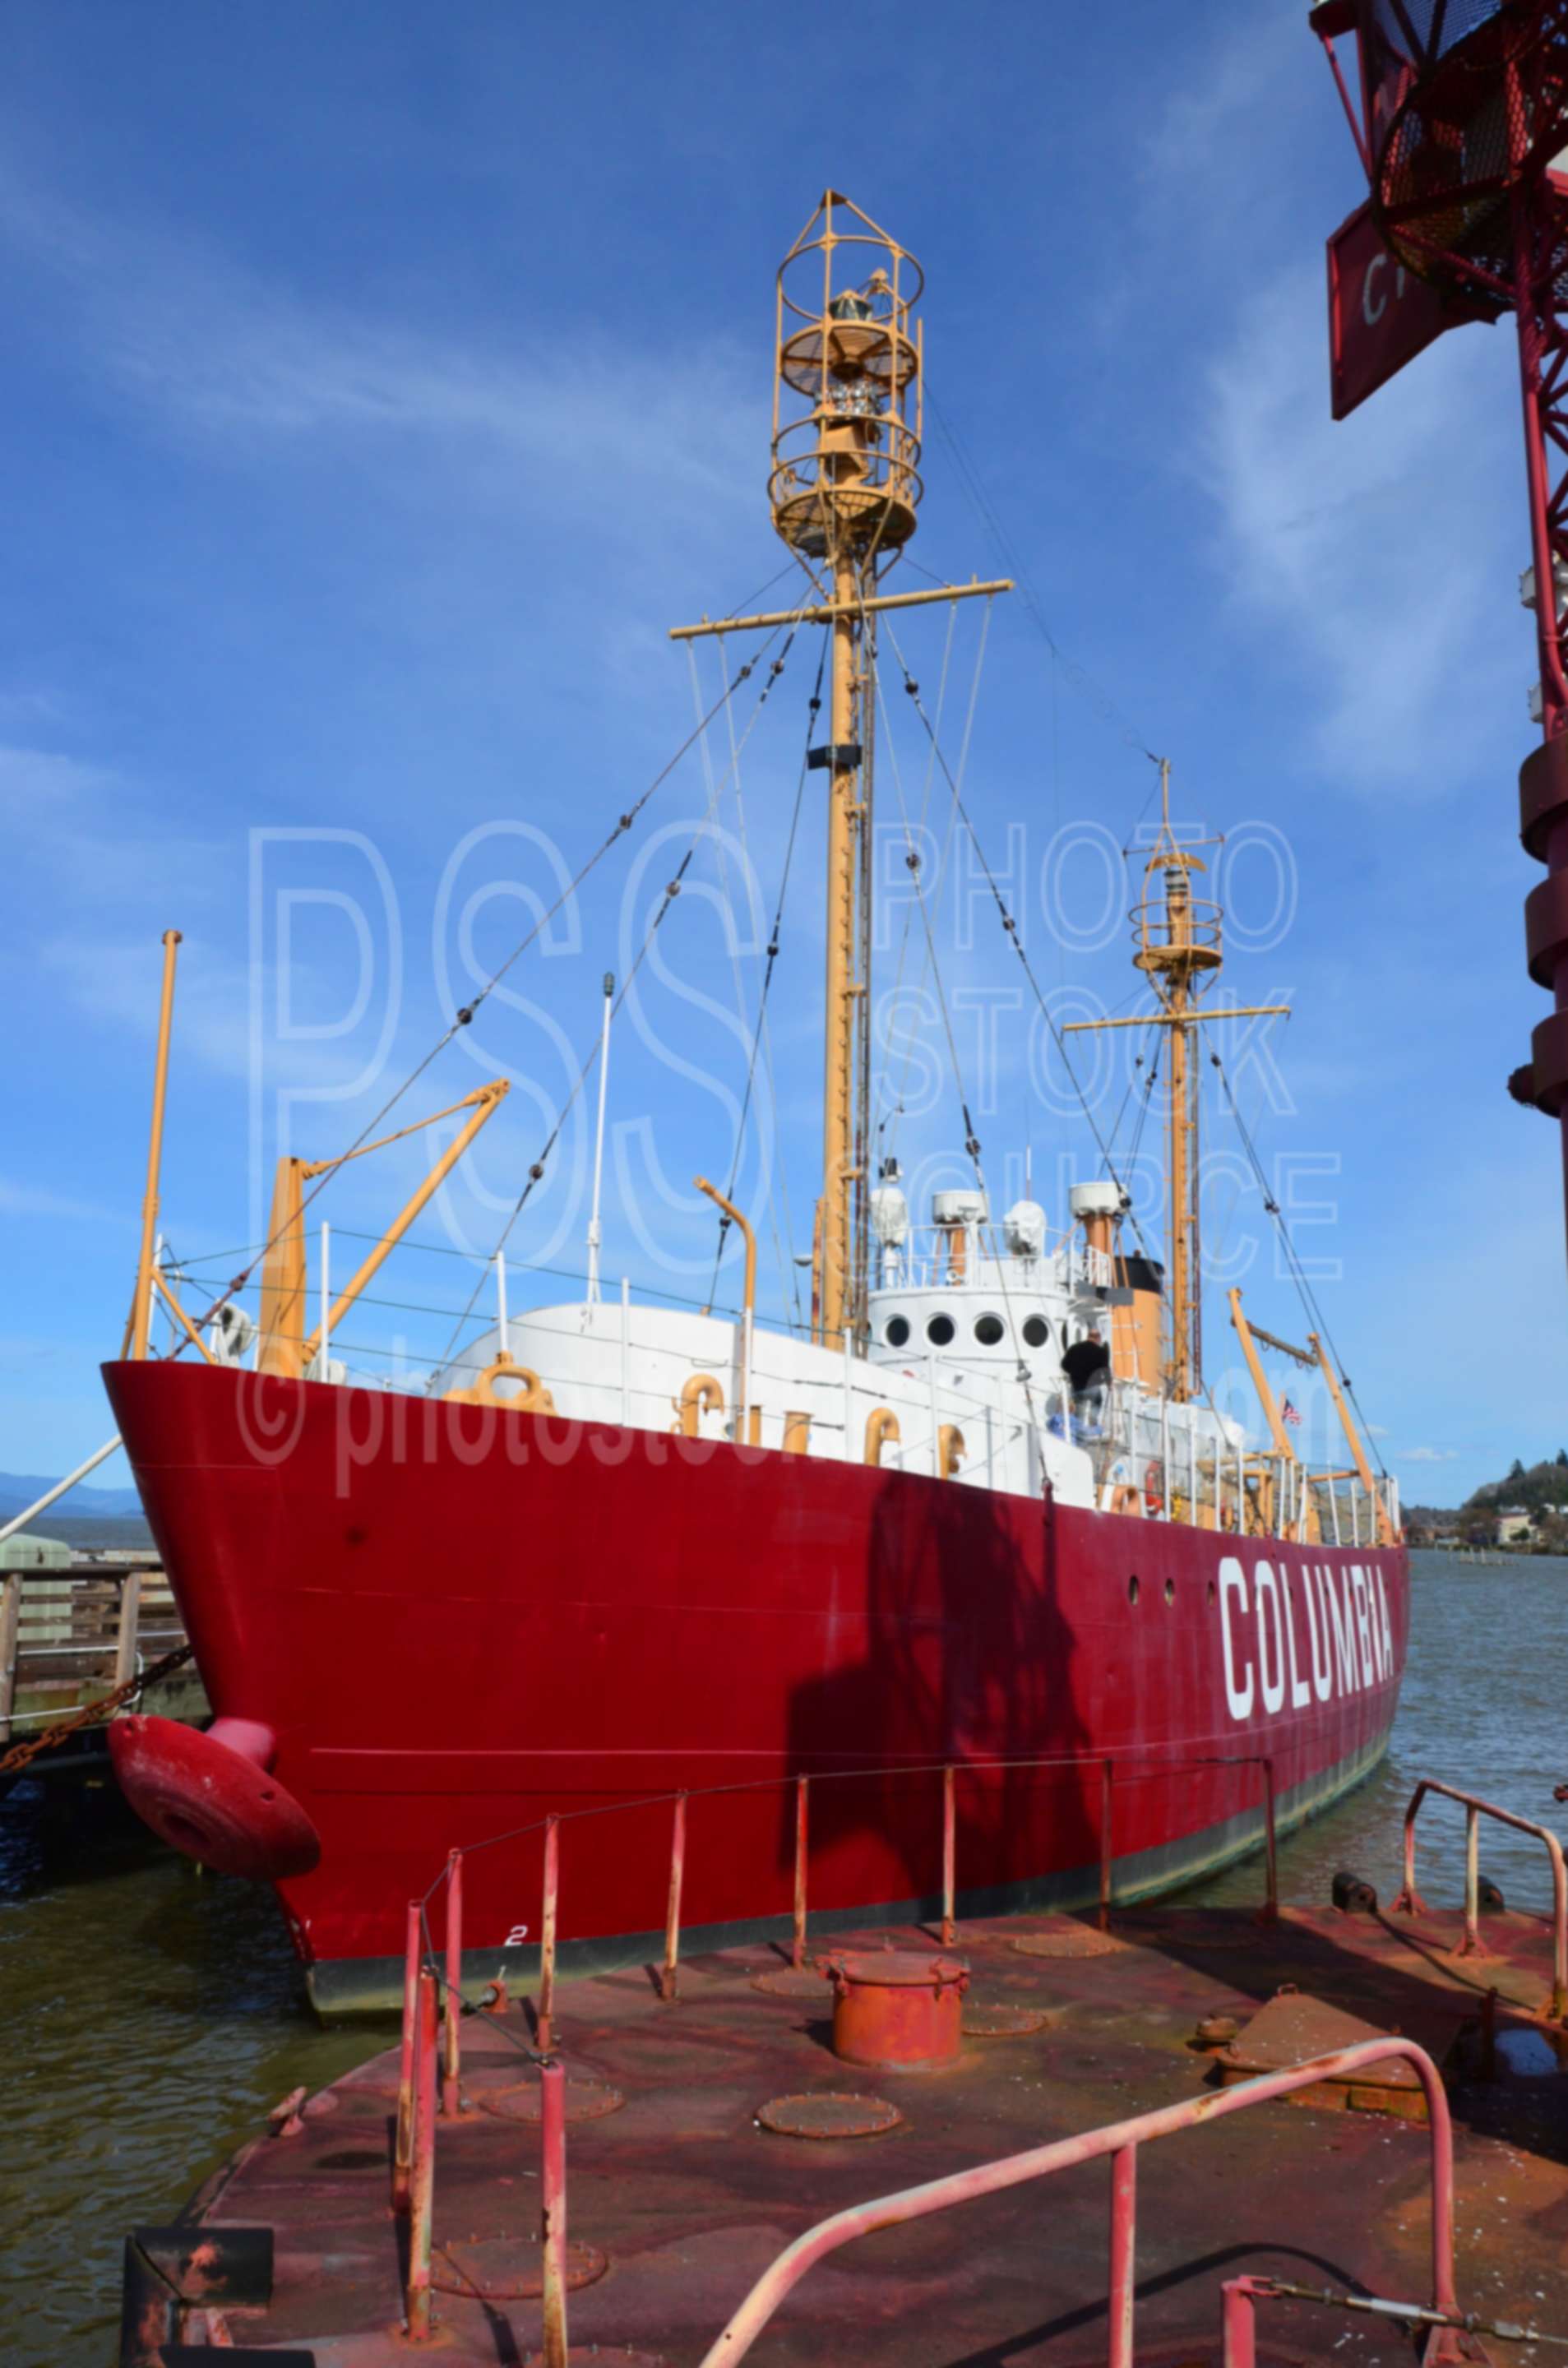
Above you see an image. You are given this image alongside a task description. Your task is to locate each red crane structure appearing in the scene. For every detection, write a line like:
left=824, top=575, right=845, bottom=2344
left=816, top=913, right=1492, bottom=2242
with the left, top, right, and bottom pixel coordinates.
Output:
left=1310, top=0, right=1568, bottom=1245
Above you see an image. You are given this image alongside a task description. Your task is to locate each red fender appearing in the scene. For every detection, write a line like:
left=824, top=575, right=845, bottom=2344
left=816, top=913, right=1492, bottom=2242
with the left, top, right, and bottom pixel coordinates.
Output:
left=109, top=1713, right=321, bottom=1881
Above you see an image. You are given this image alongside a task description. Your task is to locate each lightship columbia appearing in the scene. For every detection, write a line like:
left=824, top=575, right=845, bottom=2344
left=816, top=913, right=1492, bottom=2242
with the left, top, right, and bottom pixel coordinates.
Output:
left=104, top=192, right=1408, bottom=2010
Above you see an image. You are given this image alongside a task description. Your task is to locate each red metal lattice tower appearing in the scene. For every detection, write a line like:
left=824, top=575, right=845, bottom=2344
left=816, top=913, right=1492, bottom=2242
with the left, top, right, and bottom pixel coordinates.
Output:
left=1312, top=0, right=1568, bottom=1250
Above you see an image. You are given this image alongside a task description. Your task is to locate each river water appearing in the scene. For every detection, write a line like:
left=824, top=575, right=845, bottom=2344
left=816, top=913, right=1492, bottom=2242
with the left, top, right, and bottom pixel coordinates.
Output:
left=2, top=1550, right=1561, bottom=2367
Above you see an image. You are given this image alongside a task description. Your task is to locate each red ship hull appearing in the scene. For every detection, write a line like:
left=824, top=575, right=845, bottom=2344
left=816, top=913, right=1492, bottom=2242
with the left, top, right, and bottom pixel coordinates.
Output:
left=104, top=1361, right=1408, bottom=2012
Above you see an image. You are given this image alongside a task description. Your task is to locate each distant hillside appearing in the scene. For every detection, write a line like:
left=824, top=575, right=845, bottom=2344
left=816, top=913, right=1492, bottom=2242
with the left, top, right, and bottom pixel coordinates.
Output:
left=1407, top=1454, right=1568, bottom=1546
left=43, top=1513, right=155, bottom=1551
left=1467, top=1456, right=1568, bottom=1517
left=0, top=1470, right=146, bottom=1521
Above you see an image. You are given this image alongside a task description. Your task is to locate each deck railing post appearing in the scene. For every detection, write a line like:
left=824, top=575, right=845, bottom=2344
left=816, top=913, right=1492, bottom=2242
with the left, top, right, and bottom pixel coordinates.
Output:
left=692, top=2036, right=1455, bottom=2368
left=538, top=1816, right=560, bottom=2053
left=1393, top=1782, right=1428, bottom=1915
left=1221, top=2278, right=1259, bottom=2368
left=1260, top=1758, right=1279, bottom=1925
left=1160, top=1398, right=1170, bottom=1519
left=0, top=1571, right=21, bottom=1743
left=1099, top=1760, right=1113, bottom=1932
left=442, top=1849, right=464, bottom=2116
left=1547, top=1838, right=1568, bottom=2022
left=404, top=1968, right=439, bottom=2340
left=941, top=1765, right=955, bottom=1948
left=540, top=2058, right=569, bottom=2368
left=1427, top=2056, right=1458, bottom=2318
left=620, top=1277, right=631, bottom=1424
left=1108, top=2141, right=1136, bottom=2368
left=1395, top=1781, right=1568, bottom=1991
left=113, top=1570, right=143, bottom=1690
left=662, top=1792, right=687, bottom=2002
left=393, top=1900, right=421, bottom=2211
left=792, top=1776, right=810, bottom=1968
left=1460, top=1803, right=1482, bottom=1958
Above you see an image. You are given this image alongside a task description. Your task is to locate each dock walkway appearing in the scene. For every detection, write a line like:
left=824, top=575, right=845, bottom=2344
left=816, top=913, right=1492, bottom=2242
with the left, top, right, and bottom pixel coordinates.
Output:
left=0, top=1561, right=207, bottom=1774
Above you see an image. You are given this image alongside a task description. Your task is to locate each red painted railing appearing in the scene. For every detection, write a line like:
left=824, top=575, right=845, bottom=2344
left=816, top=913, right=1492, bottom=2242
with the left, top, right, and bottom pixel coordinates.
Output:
left=694, top=2037, right=1457, bottom=2368
left=1391, top=1777, right=1568, bottom=2020
left=394, top=1745, right=1283, bottom=2352
left=385, top=1760, right=1568, bottom=2361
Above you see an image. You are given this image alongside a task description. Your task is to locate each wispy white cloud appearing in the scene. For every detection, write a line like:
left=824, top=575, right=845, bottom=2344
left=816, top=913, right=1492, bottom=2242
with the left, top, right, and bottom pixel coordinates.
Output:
left=0, top=154, right=760, bottom=545
left=2, top=742, right=225, bottom=906
left=0, top=1174, right=118, bottom=1223
left=1197, top=268, right=1518, bottom=793
left=1399, top=1445, right=1459, bottom=1464
left=1141, top=10, right=1299, bottom=193
left=39, top=928, right=371, bottom=1091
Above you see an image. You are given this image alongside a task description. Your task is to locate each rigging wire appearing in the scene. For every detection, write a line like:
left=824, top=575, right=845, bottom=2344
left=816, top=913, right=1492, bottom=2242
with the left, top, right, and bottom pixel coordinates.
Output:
left=873, top=599, right=991, bottom=1174
left=881, top=615, right=1153, bottom=1259
left=166, top=623, right=798, bottom=1357
left=701, top=637, right=826, bottom=1322
left=1120, top=1040, right=1162, bottom=1183
left=429, top=633, right=802, bottom=1376
left=691, top=628, right=805, bottom=1330
left=922, top=385, right=1163, bottom=768
left=1209, top=1045, right=1390, bottom=1482
left=872, top=599, right=957, bottom=1168
left=859, top=607, right=1043, bottom=1435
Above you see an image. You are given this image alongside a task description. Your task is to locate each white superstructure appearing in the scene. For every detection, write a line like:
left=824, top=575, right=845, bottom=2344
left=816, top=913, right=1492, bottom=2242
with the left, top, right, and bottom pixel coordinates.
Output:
left=426, top=1173, right=1253, bottom=1524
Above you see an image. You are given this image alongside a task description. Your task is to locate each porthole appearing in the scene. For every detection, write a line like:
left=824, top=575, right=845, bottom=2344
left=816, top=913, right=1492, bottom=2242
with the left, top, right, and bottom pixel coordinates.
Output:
left=1163, top=1578, right=1175, bottom=1608
left=885, top=1315, right=910, bottom=1348
left=1021, top=1314, right=1049, bottom=1349
left=1128, top=1575, right=1140, bottom=1607
left=974, top=1313, right=1004, bottom=1347
left=926, top=1312, right=955, bottom=1347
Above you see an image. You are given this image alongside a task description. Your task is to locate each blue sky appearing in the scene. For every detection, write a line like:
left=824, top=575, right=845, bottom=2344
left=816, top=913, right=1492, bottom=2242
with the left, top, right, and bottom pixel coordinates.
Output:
left=2, top=0, right=1561, bottom=1506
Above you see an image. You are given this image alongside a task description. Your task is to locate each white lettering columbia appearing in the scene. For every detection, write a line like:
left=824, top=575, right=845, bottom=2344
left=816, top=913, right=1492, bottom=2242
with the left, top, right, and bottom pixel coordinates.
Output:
left=1218, top=1556, right=1394, bottom=1725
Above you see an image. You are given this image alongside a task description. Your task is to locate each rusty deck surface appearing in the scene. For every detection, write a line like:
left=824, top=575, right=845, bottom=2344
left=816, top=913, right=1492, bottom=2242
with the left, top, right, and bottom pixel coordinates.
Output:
left=173, top=1899, right=1568, bottom=2365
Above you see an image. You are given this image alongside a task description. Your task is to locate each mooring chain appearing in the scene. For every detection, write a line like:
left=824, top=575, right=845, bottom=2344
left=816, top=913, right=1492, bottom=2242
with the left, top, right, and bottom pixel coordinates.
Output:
left=0, top=1642, right=194, bottom=1778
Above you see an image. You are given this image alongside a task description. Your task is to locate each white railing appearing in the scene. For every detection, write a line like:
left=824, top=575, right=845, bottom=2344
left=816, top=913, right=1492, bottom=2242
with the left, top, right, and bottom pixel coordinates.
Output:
left=872, top=1221, right=1095, bottom=1294
left=154, top=1238, right=1403, bottom=1542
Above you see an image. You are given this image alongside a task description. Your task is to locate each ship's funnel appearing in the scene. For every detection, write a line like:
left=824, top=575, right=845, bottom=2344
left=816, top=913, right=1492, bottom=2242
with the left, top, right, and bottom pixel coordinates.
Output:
left=1069, top=1180, right=1122, bottom=1224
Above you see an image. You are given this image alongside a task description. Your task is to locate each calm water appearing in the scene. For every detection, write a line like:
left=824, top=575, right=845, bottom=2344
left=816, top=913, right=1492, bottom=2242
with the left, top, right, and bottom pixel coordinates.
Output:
left=2, top=1551, right=1563, bottom=2367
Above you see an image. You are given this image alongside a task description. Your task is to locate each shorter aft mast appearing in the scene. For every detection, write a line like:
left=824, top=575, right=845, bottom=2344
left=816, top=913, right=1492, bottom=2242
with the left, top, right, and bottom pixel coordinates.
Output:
left=1062, top=769, right=1399, bottom=1539
left=1066, top=765, right=1287, bottom=1405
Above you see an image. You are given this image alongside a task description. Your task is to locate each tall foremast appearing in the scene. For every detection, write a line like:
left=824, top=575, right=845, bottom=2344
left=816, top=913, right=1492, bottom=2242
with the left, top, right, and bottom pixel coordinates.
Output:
left=768, top=193, right=923, bottom=1348
left=672, top=195, right=1007, bottom=1349
left=1131, top=764, right=1222, bottom=1403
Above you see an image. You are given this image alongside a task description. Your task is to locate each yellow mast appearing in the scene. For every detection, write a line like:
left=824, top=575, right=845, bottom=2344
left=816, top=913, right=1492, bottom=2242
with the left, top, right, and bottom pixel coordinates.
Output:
left=129, top=928, right=183, bottom=1361
left=764, top=192, right=925, bottom=1347
left=1135, top=762, right=1217, bottom=1400
left=673, top=196, right=1010, bottom=1346
left=1063, top=766, right=1287, bottom=1403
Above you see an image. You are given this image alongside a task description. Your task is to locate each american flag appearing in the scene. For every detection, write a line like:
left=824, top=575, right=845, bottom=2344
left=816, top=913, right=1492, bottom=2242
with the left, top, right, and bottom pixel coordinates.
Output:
left=1281, top=1397, right=1302, bottom=1428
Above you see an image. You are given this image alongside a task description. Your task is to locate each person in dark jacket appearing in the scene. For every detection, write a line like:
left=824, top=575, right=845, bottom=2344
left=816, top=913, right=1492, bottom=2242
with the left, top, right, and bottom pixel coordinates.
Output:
left=1061, top=1325, right=1111, bottom=1432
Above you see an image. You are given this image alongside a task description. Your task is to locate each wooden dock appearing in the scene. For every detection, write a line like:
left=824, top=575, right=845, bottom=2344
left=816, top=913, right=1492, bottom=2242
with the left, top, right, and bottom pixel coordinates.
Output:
left=0, top=1562, right=208, bottom=1776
